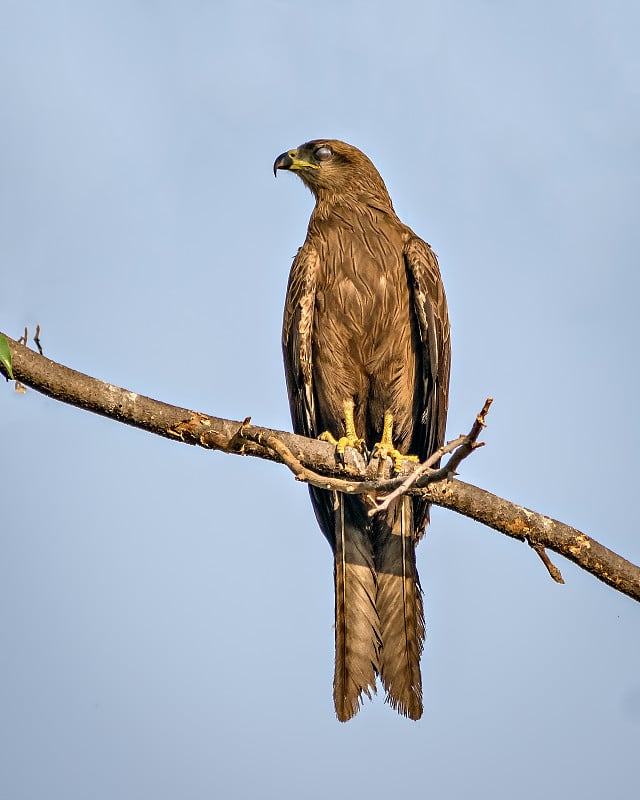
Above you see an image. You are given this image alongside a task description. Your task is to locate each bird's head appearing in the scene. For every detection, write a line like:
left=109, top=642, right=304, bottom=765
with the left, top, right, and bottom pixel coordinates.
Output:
left=273, top=139, right=393, bottom=209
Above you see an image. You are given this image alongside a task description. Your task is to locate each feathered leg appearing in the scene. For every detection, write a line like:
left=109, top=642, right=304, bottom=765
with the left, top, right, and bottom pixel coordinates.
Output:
left=332, top=492, right=381, bottom=722
left=374, top=496, right=425, bottom=720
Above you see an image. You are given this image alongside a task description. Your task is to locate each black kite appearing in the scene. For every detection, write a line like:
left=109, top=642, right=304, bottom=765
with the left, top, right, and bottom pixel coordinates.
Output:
left=274, top=140, right=450, bottom=721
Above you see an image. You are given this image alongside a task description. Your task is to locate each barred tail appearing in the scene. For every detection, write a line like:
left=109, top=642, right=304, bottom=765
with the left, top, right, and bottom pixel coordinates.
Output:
left=332, top=493, right=381, bottom=722
left=374, top=496, right=424, bottom=720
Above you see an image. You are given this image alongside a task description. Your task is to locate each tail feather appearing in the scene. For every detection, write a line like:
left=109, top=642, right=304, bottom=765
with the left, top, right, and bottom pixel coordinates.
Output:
left=374, top=497, right=425, bottom=720
left=333, top=493, right=381, bottom=722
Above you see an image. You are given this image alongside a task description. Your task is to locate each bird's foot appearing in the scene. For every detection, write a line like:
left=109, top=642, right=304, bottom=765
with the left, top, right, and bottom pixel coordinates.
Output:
left=319, top=400, right=367, bottom=464
left=319, top=431, right=367, bottom=464
left=372, top=412, right=419, bottom=474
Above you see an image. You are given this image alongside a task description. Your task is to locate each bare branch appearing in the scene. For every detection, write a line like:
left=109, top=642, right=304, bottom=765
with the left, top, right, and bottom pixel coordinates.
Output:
left=1, top=331, right=639, bottom=603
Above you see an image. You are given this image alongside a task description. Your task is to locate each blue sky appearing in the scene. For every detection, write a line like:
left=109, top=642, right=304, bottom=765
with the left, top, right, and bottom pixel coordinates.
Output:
left=1, top=2, right=639, bottom=798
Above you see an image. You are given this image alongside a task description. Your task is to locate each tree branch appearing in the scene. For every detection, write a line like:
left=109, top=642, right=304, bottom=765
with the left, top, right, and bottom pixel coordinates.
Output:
left=2, top=331, right=639, bottom=603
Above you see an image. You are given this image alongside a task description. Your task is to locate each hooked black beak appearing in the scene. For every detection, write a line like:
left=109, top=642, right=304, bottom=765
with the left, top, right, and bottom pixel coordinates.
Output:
left=273, top=151, right=294, bottom=176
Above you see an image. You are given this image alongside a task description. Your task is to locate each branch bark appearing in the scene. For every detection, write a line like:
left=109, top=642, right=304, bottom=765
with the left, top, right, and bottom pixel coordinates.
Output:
left=2, top=331, right=639, bottom=603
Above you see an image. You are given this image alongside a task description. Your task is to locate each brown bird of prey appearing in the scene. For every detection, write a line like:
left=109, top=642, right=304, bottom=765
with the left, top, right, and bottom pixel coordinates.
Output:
left=274, top=139, right=450, bottom=721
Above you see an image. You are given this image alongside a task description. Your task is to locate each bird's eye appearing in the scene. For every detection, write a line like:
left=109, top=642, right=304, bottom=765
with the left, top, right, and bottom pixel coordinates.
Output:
left=314, top=146, right=332, bottom=162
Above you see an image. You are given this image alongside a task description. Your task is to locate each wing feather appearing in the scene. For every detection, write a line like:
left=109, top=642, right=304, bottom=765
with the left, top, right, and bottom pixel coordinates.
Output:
left=282, top=244, right=336, bottom=543
left=404, top=235, right=451, bottom=534
left=282, top=244, right=318, bottom=439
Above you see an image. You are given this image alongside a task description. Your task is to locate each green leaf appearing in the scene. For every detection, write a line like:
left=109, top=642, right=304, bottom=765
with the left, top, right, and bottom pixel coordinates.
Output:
left=0, top=334, right=15, bottom=381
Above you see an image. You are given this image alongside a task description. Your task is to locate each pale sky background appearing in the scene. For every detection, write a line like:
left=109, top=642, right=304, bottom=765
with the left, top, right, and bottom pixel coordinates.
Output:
left=1, top=2, right=639, bottom=798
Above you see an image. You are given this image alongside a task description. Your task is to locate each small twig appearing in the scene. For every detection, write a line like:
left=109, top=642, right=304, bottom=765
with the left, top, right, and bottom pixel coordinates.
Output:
left=530, top=542, right=565, bottom=584
left=240, top=428, right=418, bottom=495
left=372, top=398, right=493, bottom=513
left=225, top=417, right=253, bottom=453
left=34, top=324, right=43, bottom=355
left=372, top=434, right=468, bottom=513
left=240, top=428, right=369, bottom=492
left=245, top=431, right=325, bottom=483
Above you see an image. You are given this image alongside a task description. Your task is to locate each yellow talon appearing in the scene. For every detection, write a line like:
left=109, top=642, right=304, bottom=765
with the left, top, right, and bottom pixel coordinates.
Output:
left=319, top=400, right=366, bottom=461
left=319, top=430, right=340, bottom=446
left=373, top=412, right=419, bottom=473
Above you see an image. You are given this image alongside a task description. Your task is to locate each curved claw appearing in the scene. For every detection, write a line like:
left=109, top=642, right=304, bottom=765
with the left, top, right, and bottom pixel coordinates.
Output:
left=319, top=428, right=366, bottom=466
left=371, top=443, right=398, bottom=473
left=373, top=411, right=419, bottom=473
left=336, top=434, right=366, bottom=462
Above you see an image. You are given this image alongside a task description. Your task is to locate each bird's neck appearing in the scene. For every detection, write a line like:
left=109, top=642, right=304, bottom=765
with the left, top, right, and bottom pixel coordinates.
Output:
left=312, top=190, right=395, bottom=220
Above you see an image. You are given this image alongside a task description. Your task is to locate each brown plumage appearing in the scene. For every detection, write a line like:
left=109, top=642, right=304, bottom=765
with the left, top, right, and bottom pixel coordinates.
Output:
left=274, top=140, right=450, bottom=721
